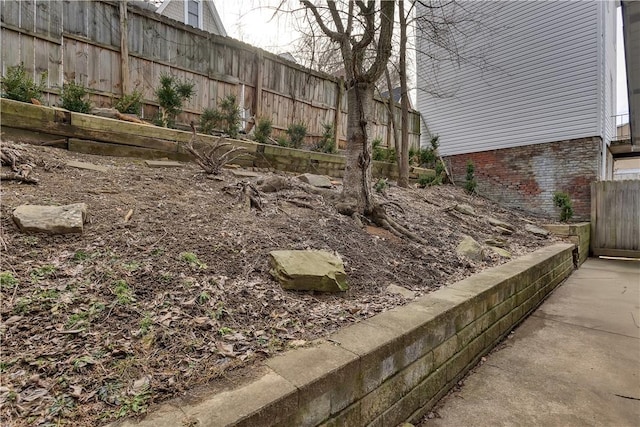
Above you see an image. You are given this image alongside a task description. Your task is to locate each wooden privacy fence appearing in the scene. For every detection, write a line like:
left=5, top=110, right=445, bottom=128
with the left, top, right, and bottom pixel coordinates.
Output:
left=590, top=180, right=640, bottom=258
left=0, top=0, right=420, bottom=149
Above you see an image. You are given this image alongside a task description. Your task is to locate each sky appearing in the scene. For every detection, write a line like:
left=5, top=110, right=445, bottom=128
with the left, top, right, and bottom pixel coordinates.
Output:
left=217, top=2, right=629, bottom=117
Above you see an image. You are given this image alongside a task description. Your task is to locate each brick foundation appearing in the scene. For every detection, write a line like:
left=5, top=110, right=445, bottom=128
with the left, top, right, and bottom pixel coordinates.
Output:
left=445, top=137, right=602, bottom=220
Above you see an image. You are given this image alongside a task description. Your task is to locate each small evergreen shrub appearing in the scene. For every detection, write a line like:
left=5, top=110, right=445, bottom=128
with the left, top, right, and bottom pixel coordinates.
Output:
left=200, top=94, right=242, bottom=138
left=1, top=63, right=46, bottom=103
left=374, top=178, right=388, bottom=193
left=419, top=136, right=440, bottom=168
left=114, top=90, right=143, bottom=115
left=312, top=123, right=337, bottom=154
left=276, top=135, right=290, bottom=147
left=254, top=117, right=273, bottom=144
left=553, top=192, right=574, bottom=222
left=286, top=122, right=307, bottom=149
left=372, top=138, right=385, bottom=161
left=464, top=160, right=477, bottom=194
left=154, top=73, right=194, bottom=128
left=417, top=174, right=434, bottom=188
left=60, top=81, right=91, bottom=113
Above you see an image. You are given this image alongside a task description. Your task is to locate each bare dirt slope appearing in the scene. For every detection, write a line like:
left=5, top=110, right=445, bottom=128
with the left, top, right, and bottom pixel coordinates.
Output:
left=0, top=143, right=559, bottom=426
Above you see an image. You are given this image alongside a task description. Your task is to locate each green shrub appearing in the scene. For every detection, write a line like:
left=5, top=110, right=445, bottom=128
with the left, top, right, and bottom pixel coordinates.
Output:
left=200, top=94, right=241, bottom=138
left=286, top=122, right=307, bottom=148
left=155, top=73, right=194, bottom=128
left=254, top=117, right=273, bottom=144
left=372, top=138, right=385, bottom=161
left=277, top=136, right=290, bottom=147
left=1, top=63, right=46, bottom=103
left=417, top=174, right=434, bottom=188
left=553, top=192, right=574, bottom=222
left=464, top=160, right=477, bottom=194
left=372, top=138, right=395, bottom=162
left=114, top=90, right=143, bottom=115
left=60, top=81, right=91, bottom=113
left=374, top=178, right=388, bottom=193
left=312, top=123, right=337, bottom=153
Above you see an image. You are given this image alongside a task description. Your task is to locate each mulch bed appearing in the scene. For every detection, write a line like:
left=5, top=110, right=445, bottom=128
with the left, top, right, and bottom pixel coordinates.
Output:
left=0, top=143, right=560, bottom=426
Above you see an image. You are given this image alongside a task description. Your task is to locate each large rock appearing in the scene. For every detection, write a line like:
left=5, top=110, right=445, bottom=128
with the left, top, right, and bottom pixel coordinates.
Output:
left=454, top=203, right=476, bottom=216
left=456, top=235, right=485, bottom=261
left=297, top=173, right=333, bottom=188
left=269, top=250, right=348, bottom=292
left=525, top=224, right=550, bottom=237
left=489, top=246, right=512, bottom=258
left=486, top=217, right=515, bottom=231
left=13, top=203, right=87, bottom=234
left=258, top=176, right=289, bottom=193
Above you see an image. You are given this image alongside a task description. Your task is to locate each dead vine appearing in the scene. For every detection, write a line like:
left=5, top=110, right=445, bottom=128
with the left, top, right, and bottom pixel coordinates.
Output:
left=181, top=123, right=248, bottom=175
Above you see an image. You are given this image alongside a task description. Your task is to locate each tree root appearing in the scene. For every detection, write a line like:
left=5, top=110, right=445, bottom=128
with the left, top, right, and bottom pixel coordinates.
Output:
left=370, top=204, right=428, bottom=245
left=223, top=181, right=263, bottom=211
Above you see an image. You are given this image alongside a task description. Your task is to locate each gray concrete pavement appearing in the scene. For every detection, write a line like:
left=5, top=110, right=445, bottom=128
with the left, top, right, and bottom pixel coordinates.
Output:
left=422, top=258, right=640, bottom=427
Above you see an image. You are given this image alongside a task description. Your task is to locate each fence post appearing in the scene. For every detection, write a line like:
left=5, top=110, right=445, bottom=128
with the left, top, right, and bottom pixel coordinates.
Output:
left=119, top=0, right=130, bottom=95
left=253, top=52, right=263, bottom=119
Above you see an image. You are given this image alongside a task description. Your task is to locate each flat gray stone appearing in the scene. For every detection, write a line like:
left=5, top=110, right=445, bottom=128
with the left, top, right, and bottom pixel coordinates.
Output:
left=386, top=284, right=416, bottom=299
left=144, top=160, right=184, bottom=168
left=231, top=169, right=261, bottom=178
left=297, top=173, right=333, bottom=188
left=495, top=226, right=514, bottom=235
left=66, top=160, right=109, bottom=172
left=454, top=203, right=476, bottom=216
left=13, top=203, right=87, bottom=234
left=269, top=250, right=348, bottom=292
left=525, top=224, right=550, bottom=237
left=456, top=235, right=485, bottom=261
left=486, top=217, right=515, bottom=231
left=489, top=246, right=512, bottom=258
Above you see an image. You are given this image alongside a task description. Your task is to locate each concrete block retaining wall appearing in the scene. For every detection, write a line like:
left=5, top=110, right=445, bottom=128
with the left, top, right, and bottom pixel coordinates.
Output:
left=543, top=223, right=590, bottom=266
left=116, top=243, right=574, bottom=427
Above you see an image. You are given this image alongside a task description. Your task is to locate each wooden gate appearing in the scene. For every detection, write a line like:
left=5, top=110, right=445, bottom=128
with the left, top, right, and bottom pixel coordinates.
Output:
left=590, top=180, right=640, bottom=258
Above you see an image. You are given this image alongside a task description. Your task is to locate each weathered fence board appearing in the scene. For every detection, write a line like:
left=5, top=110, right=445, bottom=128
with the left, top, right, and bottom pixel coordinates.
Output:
left=1, top=0, right=420, bottom=149
left=590, top=180, right=640, bottom=258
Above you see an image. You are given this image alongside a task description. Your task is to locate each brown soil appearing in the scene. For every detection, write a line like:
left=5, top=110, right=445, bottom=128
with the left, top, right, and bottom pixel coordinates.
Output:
left=0, top=143, right=559, bottom=426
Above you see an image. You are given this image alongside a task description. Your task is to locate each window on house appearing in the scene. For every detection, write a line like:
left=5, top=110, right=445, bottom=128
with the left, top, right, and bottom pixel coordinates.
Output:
left=187, top=0, right=200, bottom=28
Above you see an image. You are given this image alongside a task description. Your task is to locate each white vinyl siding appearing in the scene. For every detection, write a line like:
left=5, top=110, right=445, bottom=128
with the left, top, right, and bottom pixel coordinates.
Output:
left=157, top=0, right=225, bottom=35
left=416, top=1, right=604, bottom=156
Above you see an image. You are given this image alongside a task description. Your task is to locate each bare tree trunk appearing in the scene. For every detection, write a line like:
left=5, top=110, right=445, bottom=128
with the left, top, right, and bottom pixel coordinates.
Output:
left=385, top=69, right=400, bottom=155
left=342, top=82, right=375, bottom=214
left=397, top=0, right=410, bottom=188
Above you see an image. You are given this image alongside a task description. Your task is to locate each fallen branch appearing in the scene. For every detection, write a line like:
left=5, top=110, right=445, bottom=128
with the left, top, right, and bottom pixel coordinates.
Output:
left=0, top=172, right=38, bottom=184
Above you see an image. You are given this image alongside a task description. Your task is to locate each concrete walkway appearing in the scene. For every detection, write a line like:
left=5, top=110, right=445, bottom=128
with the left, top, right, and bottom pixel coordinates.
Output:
left=422, top=258, right=640, bottom=427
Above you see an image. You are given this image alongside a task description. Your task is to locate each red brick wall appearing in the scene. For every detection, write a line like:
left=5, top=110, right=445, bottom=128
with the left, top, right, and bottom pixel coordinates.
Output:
left=444, top=137, right=602, bottom=220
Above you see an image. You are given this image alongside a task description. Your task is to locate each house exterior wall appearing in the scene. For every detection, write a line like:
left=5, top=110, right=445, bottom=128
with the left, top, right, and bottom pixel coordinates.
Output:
left=600, top=1, right=617, bottom=178
left=445, top=137, right=602, bottom=221
left=416, top=1, right=604, bottom=156
left=157, top=0, right=225, bottom=35
left=416, top=1, right=616, bottom=218
left=158, top=0, right=184, bottom=24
